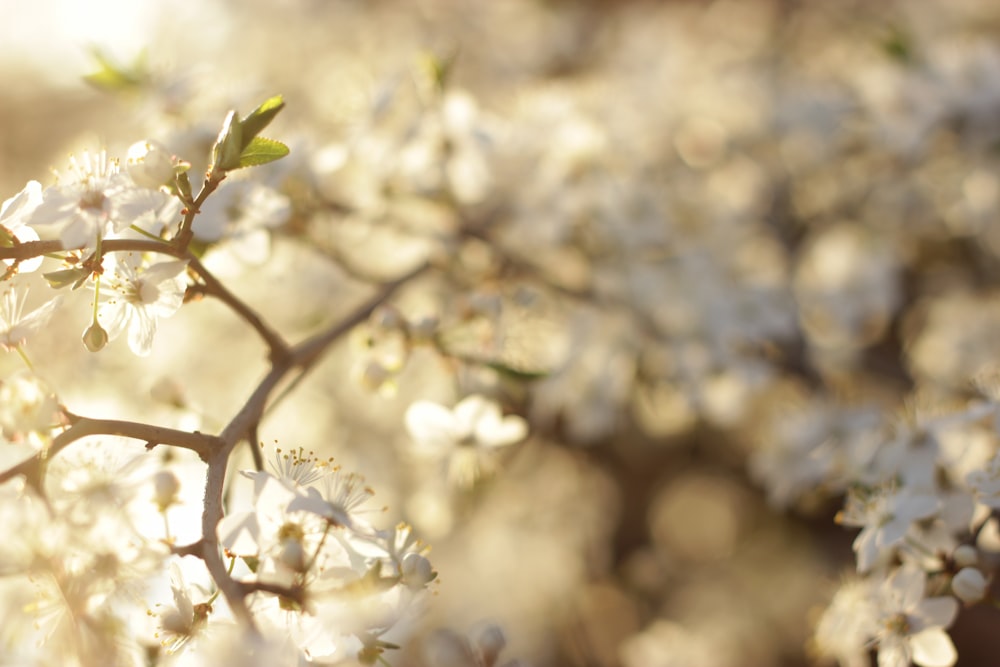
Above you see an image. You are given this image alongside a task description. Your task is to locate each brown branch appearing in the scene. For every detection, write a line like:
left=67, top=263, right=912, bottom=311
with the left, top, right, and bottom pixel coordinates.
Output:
left=172, top=170, right=226, bottom=251
left=0, top=236, right=291, bottom=362
left=198, top=448, right=256, bottom=627
left=0, top=238, right=432, bottom=634
left=0, top=417, right=224, bottom=489
left=193, top=260, right=432, bottom=632
left=184, top=254, right=291, bottom=363
left=241, top=580, right=307, bottom=605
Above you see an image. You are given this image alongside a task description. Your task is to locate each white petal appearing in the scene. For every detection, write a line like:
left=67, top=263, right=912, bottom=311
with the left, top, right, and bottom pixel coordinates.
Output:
left=9, top=225, right=41, bottom=272
left=453, top=394, right=494, bottom=433
left=144, top=259, right=189, bottom=284
left=909, top=628, right=957, bottom=667
left=475, top=412, right=528, bottom=448
left=227, top=228, right=272, bottom=265
left=887, top=565, right=927, bottom=609
left=877, top=637, right=911, bottom=667
left=913, top=597, right=959, bottom=630
left=0, top=180, right=41, bottom=222
left=127, top=305, right=157, bottom=357
left=217, top=510, right=261, bottom=555
left=405, top=401, right=460, bottom=450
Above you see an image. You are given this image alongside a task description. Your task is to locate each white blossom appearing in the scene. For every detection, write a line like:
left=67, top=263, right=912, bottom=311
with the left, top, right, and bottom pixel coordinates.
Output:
left=838, top=484, right=940, bottom=573
left=0, top=180, right=43, bottom=273
left=873, top=566, right=958, bottom=667
left=28, top=151, right=168, bottom=249
left=0, top=286, right=60, bottom=352
left=95, top=253, right=188, bottom=356
left=405, top=394, right=528, bottom=487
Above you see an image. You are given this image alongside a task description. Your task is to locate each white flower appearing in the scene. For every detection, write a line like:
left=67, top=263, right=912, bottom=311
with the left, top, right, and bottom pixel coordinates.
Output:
left=405, top=394, right=527, bottom=453
left=286, top=470, right=376, bottom=531
left=967, top=451, right=1000, bottom=509
left=838, top=484, right=940, bottom=573
left=813, top=577, right=878, bottom=667
left=217, top=469, right=304, bottom=560
left=0, top=180, right=43, bottom=272
left=155, top=560, right=211, bottom=655
left=0, top=286, right=60, bottom=352
left=193, top=180, right=290, bottom=267
left=405, top=394, right=528, bottom=487
left=0, top=371, right=59, bottom=442
left=873, top=566, right=958, bottom=667
left=28, top=151, right=172, bottom=249
left=95, top=253, right=188, bottom=356
left=126, top=140, right=175, bottom=190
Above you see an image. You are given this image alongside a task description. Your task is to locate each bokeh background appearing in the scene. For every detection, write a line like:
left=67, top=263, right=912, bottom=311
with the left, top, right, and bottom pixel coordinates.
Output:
left=6, top=1, right=1000, bottom=665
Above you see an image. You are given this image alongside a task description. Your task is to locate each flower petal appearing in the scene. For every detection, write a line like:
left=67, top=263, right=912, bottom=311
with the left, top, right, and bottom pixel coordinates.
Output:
left=405, top=401, right=461, bottom=451
left=909, top=628, right=957, bottom=667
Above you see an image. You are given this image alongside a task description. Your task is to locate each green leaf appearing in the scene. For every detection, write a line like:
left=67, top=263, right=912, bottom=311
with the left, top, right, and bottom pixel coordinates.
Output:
left=486, top=360, right=549, bottom=381
left=82, top=47, right=146, bottom=92
left=420, top=52, right=457, bottom=93
left=235, top=136, right=290, bottom=169
left=43, top=267, right=90, bottom=290
left=174, top=170, right=193, bottom=203
left=211, top=110, right=243, bottom=172
left=881, top=25, right=913, bottom=64
left=241, top=555, right=260, bottom=573
left=239, top=95, right=285, bottom=150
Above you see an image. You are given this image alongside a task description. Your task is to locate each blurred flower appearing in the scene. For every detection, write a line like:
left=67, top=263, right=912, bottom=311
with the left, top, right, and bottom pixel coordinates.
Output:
left=126, top=139, right=175, bottom=190
left=967, top=450, right=1000, bottom=510
left=873, top=566, right=958, bottom=667
left=812, top=578, right=877, bottom=667
left=405, top=394, right=527, bottom=487
left=193, top=180, right=290, bottom=268
left=838, top=485, right=939, bottom=573
left=155, top=560, right=212, bottom=655
left=0, top=286, right=60, bottom=352
left=0, top=180, right=43, bottom=273
left=0, top=371, right=59, bottom=443
left=406, top=395, right=527, bottom=452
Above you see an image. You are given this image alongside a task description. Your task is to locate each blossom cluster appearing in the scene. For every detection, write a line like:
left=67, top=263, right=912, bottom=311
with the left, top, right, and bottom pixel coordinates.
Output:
left=0, top=96, right=444, bottom=665
left=11, top=1, right=1000, bottom=666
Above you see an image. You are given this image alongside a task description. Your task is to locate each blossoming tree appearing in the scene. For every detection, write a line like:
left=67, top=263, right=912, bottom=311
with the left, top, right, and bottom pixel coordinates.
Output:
left=9, top=2, right=1000, bottom=666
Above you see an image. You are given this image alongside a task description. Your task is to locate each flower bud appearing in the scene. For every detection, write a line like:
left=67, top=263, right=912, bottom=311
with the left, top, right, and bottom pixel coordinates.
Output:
left=152, top=470, right=181, bottom=511
left=401, top=552, right=436, bottom=589
left=475, top=623, right=507, bottom=667
left=126, top=140, right=175, bottom=189
left=83, top=322, right=109, bottom=352
left=953, top=544, right=979, bottom=569
left=952, top=567, right=988, bottom=603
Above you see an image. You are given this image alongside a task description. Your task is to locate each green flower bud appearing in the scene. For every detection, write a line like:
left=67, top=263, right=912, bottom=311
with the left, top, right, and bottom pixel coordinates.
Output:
left=82, top=322, right=109, bottom=352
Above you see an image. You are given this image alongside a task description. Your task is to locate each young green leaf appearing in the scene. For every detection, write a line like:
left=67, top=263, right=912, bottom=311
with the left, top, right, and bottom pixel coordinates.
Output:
left=236, top=136, right=290, bottom=169
left=239, top=95, right=286, bottom=150
left=211, top=110, right=244, bottom=172
left=82, top=47, right=147, bottom=92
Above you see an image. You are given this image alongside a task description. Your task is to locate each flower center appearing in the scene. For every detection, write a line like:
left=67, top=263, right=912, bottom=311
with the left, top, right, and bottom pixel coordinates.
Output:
left=78, top=189, right=107, bottom=212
